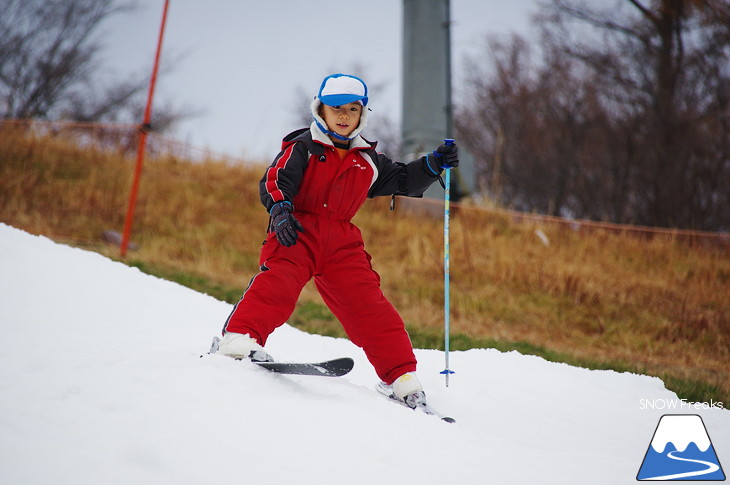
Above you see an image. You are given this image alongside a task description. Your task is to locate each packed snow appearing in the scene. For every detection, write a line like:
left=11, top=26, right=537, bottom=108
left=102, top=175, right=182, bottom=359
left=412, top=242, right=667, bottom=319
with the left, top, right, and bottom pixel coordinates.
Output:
left=0, top=223, right=727, bottom=484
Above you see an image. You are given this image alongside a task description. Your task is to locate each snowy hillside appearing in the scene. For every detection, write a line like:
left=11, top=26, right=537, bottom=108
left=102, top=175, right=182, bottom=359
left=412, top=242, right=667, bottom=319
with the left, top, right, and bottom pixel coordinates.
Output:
left=0, top=223, right=727, bottom=485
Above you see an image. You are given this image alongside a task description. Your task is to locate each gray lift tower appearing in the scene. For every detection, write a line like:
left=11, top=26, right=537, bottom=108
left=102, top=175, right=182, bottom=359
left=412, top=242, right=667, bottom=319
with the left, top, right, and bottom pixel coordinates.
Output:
left=401, top=0, right=464, bottom=203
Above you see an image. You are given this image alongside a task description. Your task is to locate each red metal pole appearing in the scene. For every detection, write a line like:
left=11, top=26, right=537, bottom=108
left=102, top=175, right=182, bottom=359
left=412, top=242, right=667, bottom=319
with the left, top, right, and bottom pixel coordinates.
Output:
left=120, top=0, right=171, bottom=257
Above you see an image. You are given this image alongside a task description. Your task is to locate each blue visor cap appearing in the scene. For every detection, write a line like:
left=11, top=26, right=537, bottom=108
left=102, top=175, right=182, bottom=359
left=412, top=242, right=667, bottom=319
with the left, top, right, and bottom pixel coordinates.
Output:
left=318, top=74, right=368, bottom=107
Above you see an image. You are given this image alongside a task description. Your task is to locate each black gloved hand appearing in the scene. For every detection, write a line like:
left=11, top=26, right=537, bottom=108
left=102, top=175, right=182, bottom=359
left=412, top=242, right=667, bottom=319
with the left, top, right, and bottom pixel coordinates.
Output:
left=424, top=142, right=459, bottom=176
left=433, top=142, right=459, bottom=169
left=270, top=201, right=304, bottom=247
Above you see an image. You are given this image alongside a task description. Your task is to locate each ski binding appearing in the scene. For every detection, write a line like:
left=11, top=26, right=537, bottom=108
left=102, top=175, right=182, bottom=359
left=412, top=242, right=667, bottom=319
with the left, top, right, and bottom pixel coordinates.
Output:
left=376, top=381, right=456, bottom=423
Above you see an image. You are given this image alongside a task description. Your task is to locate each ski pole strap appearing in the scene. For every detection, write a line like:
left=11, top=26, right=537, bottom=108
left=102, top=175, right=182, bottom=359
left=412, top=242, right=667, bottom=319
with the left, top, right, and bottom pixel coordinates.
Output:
left=424, top=154, right=447, bottom=189
left=429, top=138, right=455, bottom=190
left=424, top=153, right=441, bottom=177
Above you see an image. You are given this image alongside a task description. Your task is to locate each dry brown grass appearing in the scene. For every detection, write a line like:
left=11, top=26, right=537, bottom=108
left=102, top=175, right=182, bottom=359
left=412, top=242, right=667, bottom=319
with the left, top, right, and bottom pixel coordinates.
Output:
left=2, top=125, right=728, bottom=402
left=363, top=202, right=729, bottom=388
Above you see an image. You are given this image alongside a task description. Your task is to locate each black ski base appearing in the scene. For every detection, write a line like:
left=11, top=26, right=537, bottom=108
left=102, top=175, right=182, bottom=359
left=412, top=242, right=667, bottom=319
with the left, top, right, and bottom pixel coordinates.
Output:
left=254, top=358, right=354, bottom=377
left=207, top=336, right=354, bottom=377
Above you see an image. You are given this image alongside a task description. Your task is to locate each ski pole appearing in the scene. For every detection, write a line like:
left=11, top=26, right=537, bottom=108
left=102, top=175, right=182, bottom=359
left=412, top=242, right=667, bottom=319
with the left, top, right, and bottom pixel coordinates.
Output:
left=439, top=138, right=456, bottom=387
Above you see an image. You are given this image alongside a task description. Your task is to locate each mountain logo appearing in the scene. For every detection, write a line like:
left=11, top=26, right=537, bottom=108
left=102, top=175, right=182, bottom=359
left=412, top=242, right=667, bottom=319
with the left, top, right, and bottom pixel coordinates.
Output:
left=637, top=414, right=726, bottom=481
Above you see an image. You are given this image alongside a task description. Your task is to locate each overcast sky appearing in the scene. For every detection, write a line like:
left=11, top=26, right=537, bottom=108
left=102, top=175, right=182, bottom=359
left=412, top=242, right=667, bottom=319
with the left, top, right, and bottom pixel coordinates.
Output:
left=101, top=1, right=542, bottom=161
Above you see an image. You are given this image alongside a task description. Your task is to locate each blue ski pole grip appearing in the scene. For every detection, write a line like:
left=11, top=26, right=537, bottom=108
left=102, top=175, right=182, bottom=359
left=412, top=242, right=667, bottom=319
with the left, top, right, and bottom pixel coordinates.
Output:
left=432, top=139, right=455, bottom=161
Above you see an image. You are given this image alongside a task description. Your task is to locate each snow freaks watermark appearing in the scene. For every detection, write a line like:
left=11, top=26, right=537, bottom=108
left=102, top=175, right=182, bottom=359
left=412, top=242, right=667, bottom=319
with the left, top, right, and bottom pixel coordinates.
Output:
left=636, top=414, right=726, bottom=481
left=639, top=398, right=725, bottom=411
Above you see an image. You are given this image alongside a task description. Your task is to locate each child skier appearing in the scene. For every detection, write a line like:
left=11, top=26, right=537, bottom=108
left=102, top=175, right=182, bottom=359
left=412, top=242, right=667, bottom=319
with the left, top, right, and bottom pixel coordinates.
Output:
left=219, top=73, right=458, bottom=409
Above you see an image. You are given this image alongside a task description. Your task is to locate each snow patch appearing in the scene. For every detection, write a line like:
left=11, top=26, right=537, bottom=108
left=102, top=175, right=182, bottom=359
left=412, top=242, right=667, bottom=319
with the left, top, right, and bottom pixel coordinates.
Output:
left=0, top=223, right=727, bottom=485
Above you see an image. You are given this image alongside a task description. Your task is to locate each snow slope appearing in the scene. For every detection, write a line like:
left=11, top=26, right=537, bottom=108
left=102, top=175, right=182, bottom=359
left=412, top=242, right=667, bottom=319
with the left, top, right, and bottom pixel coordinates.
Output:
left=0, top=223, right=727, bottom=485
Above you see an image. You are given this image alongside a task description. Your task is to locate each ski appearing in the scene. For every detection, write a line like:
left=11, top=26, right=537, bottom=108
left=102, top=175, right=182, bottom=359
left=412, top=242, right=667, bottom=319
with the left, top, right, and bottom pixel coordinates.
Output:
left=207, top=336, right=354, bottom=377
left=376, top=382, right=456, bottom=423
left=254, top=358, right=354, bottom=377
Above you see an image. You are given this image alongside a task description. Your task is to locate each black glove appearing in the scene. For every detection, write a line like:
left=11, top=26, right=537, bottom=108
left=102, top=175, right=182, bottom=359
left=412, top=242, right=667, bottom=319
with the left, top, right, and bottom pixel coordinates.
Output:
left=424, top=142, right=459, bottom=176
left=433, top=142, right=459, bottom=169
left=269, top=201, right=304, bottom=247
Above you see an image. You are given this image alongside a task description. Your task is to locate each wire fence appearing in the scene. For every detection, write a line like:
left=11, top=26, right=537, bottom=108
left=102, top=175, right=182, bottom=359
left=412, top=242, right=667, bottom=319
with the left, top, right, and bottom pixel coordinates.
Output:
left=405, top=196, right=729, bottom=250
left=3, top=118, right=728, bottom=250
left=0, top=118, right=249, bottom=166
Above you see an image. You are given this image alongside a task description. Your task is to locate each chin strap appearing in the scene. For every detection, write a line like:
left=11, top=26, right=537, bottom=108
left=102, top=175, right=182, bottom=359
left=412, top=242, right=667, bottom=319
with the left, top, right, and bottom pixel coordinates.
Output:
left=313, top=119, right=352, bottom=141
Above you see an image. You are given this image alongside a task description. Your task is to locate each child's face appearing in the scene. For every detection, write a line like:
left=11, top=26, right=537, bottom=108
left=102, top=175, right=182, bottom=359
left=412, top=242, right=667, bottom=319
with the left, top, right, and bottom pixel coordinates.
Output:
left=320, top=102, right=362, bottom=139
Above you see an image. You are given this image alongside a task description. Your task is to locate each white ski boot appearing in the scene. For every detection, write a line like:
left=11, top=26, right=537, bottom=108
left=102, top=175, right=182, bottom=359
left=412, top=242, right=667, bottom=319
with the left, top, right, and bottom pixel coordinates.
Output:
left=376, top=372, right=456, bottom=422
left=392, top=372, right=428, bottom=410
left=215, top=332, right=273, bottom=362
left=376, top=372, right=428, bottom=410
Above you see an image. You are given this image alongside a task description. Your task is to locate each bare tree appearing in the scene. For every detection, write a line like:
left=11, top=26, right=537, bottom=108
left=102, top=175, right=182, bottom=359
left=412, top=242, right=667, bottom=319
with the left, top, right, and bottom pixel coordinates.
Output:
left=457, top=35, right=601, bottom=216
left=0, top=0, right=188, bottom=130
left=457, top=0, right=730, bottom=230
left=551, top=0, right=729, bottom=229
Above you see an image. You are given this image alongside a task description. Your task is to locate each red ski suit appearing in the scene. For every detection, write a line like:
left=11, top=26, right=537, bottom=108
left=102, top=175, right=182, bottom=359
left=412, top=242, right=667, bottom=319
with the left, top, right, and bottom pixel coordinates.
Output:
left=224, top=125, right=441, bottom=384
